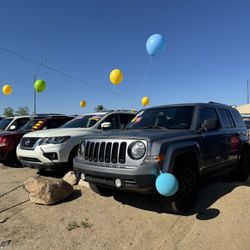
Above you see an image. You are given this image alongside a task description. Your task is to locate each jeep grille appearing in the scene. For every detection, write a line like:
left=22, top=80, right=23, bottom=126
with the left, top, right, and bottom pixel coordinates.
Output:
left=84, top=141, right=127, bottom=164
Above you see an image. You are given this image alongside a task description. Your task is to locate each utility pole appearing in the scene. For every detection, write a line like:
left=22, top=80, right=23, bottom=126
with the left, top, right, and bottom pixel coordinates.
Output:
left=248, top=80, right=249, bottom=104
left=33, top=58, right=47, bottom=114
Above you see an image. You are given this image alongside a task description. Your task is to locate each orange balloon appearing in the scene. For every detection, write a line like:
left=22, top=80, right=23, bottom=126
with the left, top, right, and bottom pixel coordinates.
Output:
left=80, top=100, right=87, bottom=108
left=2, top=84, right=12, bottom=95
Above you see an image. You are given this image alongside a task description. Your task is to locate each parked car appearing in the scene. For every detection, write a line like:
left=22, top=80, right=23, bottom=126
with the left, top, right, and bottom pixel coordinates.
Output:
left=0, top=116, right=33, bottom=132
left=0, top=115, right=72, bottom=166
left=16, top=110, right=136, bottom=171
left=74, top=102, right=250, bottom=214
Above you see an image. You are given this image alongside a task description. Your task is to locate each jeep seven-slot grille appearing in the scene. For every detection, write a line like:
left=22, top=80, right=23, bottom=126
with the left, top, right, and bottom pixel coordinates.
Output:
left=84, top=141, right=127, bottom=164
left=20, top=138, right=39, bottom=149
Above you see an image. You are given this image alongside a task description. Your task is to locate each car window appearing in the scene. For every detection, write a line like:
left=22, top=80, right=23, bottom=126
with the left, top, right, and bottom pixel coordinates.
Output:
left=126, top=106, right=194, bottom=130
left=100, top=114, right=120, bottom=129
left=230, top=109, right=245, bottom=127
left=61, top=115, right=105, bottom=128
left=45, top=118, right=71, bottom=129
left=20, top=120, right=45, bottom=131
left=218, top=108, right=235, bottom=128
left=244, top=120, right=250, bottom=129
left=198, top=107, right=220, bottom=129
left=119, top=114, right=135, bottom=129
left=0, top=118, right=13, bottom=130
left=11, top=118, right=30, bottom=130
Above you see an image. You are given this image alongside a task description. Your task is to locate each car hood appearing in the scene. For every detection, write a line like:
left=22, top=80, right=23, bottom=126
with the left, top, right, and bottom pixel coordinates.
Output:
left=82, top=129, right=194, bottom=141
left=23, top=128, right=101, bottom=138
left=0, top=131, right=24, bottom=137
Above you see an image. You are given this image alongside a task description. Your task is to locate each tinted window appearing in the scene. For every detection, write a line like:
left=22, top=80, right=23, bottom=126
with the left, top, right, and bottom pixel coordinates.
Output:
left=231, top=109, right=245, bottom=127
left=62, top=115, right=105, bottom=128
left=45, top=118, right=71, bottom=129
left=126, top=106, right=194, bottom=130
left=100, top=114, right=120, bottom=129
left=11, top=118, right=30, bottom=130
left=20, top=119, right=44, bottom=131
left=0, top=118, right=13, bottom=130
left=218, top=108, right=235, bottom=128
left=119, top=114, right=135, bottom=129
left=198, top=108, right=220, bottom=129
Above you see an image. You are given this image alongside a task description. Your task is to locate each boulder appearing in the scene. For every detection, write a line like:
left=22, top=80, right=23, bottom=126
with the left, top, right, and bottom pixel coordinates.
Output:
left=78, top=179, right=90, bottom=188
left=24, top=176, right=73, bottom=205
left=63, top=171, right=78, bottom=185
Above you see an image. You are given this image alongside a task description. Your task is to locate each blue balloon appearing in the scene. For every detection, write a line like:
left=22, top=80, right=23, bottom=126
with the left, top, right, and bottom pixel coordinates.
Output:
left=146, top=34, right=166, bottom=57
left=155, top=173, right=179, bottom=197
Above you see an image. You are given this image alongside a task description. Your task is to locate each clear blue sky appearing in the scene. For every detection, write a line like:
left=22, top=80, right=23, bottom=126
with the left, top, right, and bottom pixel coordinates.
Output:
left=0, top=0, right=250, bottom=115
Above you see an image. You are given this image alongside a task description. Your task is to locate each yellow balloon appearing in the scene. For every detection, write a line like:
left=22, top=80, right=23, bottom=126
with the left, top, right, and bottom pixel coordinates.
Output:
left=110, top=69, right=123, bottom=85
left=80, top=100, right=87, bottom=108
left=2, top=84, right=13, bottom=95
left=141, top=96, right=150, bottom=106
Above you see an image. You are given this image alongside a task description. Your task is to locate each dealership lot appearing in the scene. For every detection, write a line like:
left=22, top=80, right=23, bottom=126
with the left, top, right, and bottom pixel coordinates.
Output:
left=0, top=165, right=250, bottom=250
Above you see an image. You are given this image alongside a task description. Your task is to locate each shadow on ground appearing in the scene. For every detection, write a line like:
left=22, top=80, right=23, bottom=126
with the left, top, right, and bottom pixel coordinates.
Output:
left=36, top=169, right=67, bottom=179
left=110, top=176, right=250, bottom=220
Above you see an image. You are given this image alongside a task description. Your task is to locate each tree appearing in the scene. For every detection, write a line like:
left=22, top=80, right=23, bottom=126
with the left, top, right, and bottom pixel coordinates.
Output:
left=15, top=106, right=30, bottom=116
left=95, top=105, right=105, bottom=112
left=3, top=107, right=14, bottom=117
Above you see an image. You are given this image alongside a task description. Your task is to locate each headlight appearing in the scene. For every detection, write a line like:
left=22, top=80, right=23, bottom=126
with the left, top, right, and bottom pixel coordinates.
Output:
left=40, top=136, right=71, bottom=145
left=78, top=140, right=85, bottom=155
left=128, top=141, right=146, bottom=160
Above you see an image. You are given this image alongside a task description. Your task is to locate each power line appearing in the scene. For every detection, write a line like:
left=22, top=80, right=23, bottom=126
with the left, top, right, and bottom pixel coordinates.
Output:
left=0, top=47, right=137, bottom=103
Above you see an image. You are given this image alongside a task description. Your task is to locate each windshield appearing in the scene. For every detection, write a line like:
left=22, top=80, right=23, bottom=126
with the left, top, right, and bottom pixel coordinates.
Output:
left=126, top=106, right=195, bottom=130
left=61, top=115, right=105, bottom=128
left=0, top=118, right=13, bottom=130
left=20, top=120, right=45, bottom=132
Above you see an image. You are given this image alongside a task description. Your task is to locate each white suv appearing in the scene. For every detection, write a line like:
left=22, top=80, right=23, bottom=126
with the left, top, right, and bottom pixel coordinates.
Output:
left=0, top=116, right=32, bottom=132
left=16, top=110, right=135, bottom=171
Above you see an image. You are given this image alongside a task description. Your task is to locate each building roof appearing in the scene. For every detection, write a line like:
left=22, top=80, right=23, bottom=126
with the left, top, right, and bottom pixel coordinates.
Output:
left=236, top=104, right=250, bottom=114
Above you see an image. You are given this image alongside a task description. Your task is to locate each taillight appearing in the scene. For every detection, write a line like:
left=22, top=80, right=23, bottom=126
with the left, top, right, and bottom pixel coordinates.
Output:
left=0, top=137, right=8, bottom=146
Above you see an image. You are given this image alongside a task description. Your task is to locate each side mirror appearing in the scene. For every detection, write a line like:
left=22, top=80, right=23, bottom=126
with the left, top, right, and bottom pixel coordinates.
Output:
left=200, top=119, right=218, bottom=132
left=101, top=122, right=111, bottom=129
left=9, top=124, right=16, bottom=131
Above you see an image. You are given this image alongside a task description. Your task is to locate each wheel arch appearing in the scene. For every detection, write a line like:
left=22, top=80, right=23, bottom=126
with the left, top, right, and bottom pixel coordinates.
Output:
left=163, top=142, right=201, bottom=176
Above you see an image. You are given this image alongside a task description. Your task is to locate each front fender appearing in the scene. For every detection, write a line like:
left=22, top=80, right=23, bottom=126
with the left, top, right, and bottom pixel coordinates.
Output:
left=162, top=141, right=202, bottom=173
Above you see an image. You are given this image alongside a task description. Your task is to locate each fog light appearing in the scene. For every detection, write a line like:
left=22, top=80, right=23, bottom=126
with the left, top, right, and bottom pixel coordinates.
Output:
left=43, top=152, right=58, bottom=160
left=115, top=179, right=122, bottom=188
left=80, top=173, right=85, bottom=180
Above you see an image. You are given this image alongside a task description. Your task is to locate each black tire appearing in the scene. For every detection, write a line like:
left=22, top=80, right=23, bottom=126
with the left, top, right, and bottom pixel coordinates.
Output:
left=89, top=183, right=114, bottom=197
left=160, top=166, right=198, bottom=214
left=68, top=146, right=79, bottom=168
left=233, top=149, right=250, bottom=182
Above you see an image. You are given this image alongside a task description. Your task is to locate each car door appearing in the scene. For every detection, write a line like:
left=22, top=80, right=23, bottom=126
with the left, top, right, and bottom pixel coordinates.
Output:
left=197, top=107, right=228, bottom=171
left=217, top=108, right=239, bottom=166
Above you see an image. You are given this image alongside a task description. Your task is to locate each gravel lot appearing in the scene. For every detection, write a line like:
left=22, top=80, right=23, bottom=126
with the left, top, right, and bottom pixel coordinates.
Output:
left=0, top=164, right=250, bottom=250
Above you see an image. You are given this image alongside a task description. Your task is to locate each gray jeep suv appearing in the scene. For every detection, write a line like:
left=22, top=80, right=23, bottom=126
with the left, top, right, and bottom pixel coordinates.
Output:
left=74, top=103, right=250, bottom=214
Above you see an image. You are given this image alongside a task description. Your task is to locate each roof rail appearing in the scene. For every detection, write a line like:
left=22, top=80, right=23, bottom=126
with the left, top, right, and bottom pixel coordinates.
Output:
left=208, top=101, right=227, bottom=105
left=95, top=109, right=137, bottom=113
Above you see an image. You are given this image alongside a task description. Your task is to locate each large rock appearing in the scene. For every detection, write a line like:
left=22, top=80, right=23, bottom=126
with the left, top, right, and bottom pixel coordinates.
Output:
left=63, top=171, right=78, bottom=185
left=24, top=176, right=74, bottom=205
left=78, top=179, right=90, bottom=188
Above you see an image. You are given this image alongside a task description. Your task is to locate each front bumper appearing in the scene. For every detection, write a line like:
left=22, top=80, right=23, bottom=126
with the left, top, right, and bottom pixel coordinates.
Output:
left=18, top=158, right=69, bottom=171
left=73, top=156, right=160, bottom=193
left=16, top=143, right=72, bottom=170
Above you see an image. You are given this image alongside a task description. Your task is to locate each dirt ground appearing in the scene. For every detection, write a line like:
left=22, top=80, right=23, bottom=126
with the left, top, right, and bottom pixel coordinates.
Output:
left=0, top=164, right=250, bottom=250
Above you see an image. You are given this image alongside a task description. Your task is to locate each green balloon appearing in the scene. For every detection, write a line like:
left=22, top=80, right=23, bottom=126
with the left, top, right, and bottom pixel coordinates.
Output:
left=34, top=79, right=46, bottom=93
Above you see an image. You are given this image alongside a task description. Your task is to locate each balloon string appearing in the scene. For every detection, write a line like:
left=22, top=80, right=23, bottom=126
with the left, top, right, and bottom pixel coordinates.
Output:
left=139, top=57, right=153, bottom=94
